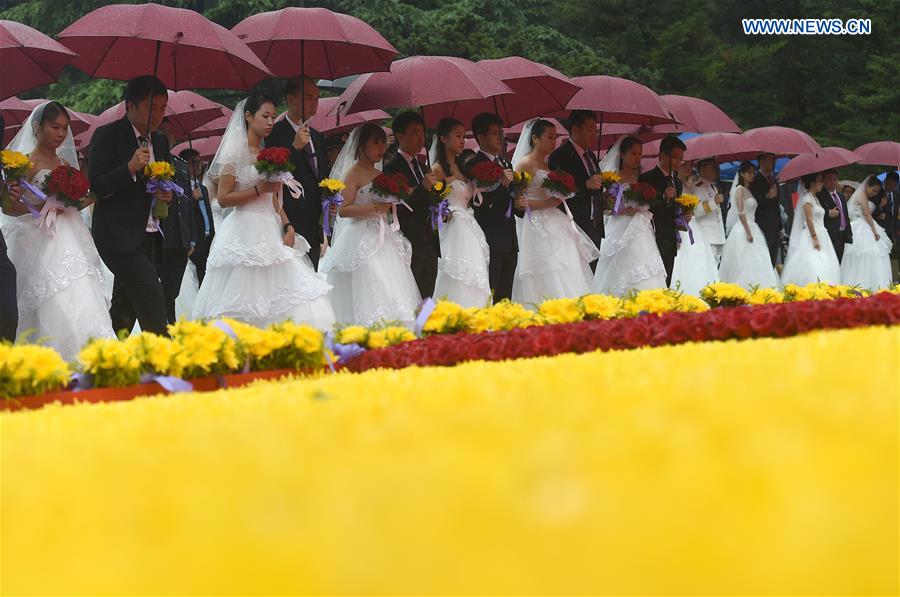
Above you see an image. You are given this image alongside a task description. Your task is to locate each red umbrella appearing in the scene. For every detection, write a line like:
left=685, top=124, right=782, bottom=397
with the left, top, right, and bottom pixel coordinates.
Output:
left=853, top=141, right=900, bottom=168
left=778, top=146, right=862, bottom=182
left=56, top=3, right=272, bottom=90
left=652, top=95, right=741, bottom=135
left=340, top=56, right=513, bottom=128
left=232, top=7, right=396, bottom=80
left=0, top=20, right=78, bottom=101
left=0, top=96, right=35, bottom=130
left=187, top=113, right=232, bottom=140
left=744, top=126, right=823, bottom=156
left=684, top=132, right=767, bottom=163
left=556, top=75, right=675, bottom=126
left=172, top=135, right=222, bottom=161
left=309, top=97, right=389, bottom=136
left=82, top=90, right=226, bottom=145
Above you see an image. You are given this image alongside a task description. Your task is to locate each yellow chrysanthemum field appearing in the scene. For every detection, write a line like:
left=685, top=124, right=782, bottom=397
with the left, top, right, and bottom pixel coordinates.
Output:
left=2, top=325, right=898, bottom=595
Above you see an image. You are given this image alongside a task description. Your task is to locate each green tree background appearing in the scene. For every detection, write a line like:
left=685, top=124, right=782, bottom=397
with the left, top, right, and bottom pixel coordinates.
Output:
left=1, top=0, right=898, bottom=151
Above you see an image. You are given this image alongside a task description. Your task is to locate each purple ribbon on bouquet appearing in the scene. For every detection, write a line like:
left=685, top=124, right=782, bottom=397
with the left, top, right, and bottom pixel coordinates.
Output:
left=414, top=297, right=437, bottom=336
left=674, top=208, right=695, bottom=246
left=14, top=178, right=46, bottom=218
left=321, top=192, right=344, bottom=237
left=429, top=199, right=451, bottom=232
left=609, top=183, right=626, bottom=216
left=324, top=332, right=366, bottom=366
left=146, top=178, right=184, bottom=197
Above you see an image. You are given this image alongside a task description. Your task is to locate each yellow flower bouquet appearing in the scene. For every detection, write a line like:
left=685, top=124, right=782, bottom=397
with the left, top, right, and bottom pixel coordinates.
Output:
left=144, top=160, right=182, bottom=220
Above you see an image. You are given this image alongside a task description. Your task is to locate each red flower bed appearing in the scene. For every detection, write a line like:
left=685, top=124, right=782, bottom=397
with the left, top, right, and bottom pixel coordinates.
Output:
left=343, top=293, right=900, bottom=373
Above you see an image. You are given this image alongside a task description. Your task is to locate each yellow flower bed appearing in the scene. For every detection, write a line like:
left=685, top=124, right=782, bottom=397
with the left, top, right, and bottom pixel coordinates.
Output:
left=2, top=326, right=897, bottom=595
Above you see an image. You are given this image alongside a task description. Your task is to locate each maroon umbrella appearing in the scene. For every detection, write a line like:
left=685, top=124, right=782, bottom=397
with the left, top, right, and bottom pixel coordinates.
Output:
left=853, top=141, right=900, bottom=168
left=778, top=146, right=862, bottom=182
left=743, top=126, right=823, bottom=156
left=684, top=132, right=767, bottom=163
left=56, top=3, right=272, bottom=91
left=556, top=75, right=675, bottom=126
left=0, top=96, right=35, bottom=131
left=652, top=95, right=741, bottom=135
left=187, top=113, right=232, bottom=140
left=309, top=97, right=389, bottom=136
left=340, top=56, right=513, bottom=128
left=172, top=135, right=222, bottom=161
left=0, top=20, right=78, bottom=101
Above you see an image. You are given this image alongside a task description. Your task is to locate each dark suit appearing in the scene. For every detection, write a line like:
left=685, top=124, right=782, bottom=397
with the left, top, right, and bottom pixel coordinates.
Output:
left=267, top=118, right=329, bottom=268
left=189, top=175, right=215, bottom=284
left=818, top=188, right=852, bottom=262
left=548, top=139, right=604, bottom=267
left=638, top=165, right=682, bottom=286
left=156, top=155, right=196, bottom=324
left=383, top=152, right=440, bottom=298
left=875, top=188, right=897, bottom=244
left=750, top=171, right=783, bottom=266
left=0, top=113, right=16, bottom=342
left=469, top=150, right=519, bottom=302
left=89, top=116, right=171, bottom=336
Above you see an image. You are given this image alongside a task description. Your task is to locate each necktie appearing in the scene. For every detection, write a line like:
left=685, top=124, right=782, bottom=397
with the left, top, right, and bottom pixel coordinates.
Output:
left=583, top=150, right=600, bottom=221
left=583, top=150, right=597, bottom=176
left=410, top=156, right=424, bottom=184
left=832, top=191, right=846, bottom=230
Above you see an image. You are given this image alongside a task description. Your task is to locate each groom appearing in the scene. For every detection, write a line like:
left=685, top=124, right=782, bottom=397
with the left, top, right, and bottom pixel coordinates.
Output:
left=639, top=136, right=690, bottom=286
left=267, top=77, right=330, bottom=268
left=89, top=75, right=173, bottom=336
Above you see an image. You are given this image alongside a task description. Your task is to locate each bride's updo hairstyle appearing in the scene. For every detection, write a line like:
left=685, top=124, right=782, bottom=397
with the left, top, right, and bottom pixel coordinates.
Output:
left=355, top=122, right=387, bottom=162
left=434, top=117, right=464, bottom=178
left=617, top=136, right=642, bottom=168
left=800, top=171, right=823, bottom=191
left=737, top=160, right=756, bottom=187
left=529, top=119, right=555, bottom=148
left=37, top=101, right=71, bottom=129
left=243, top=90, right=277, bottom=125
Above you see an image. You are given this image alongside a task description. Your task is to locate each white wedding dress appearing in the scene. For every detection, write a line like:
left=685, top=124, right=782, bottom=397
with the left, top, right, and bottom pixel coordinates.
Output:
left=433, top=179, right=491, bottom=307
left=318, top=182, right=421, bottom=327
left=512, top=170, right=599, bottom=305
left=719, top=186, right=781, bottom=289
left=591, top=187, right=667, bottom=296
left=0, top=168, right=114, bottom=361
left=840, top=191, right=892, bottom=289
left=670, top=224, right=720, bottom=296
left=191, top=166, right=335, bottom=330
left=781, top=193, right=841, bottom=286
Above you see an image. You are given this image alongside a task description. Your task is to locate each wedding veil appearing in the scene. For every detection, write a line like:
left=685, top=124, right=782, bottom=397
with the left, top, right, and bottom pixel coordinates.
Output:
left=510, top=119, right=536, bottom=170
left=6, top=101, right=79, bottom=170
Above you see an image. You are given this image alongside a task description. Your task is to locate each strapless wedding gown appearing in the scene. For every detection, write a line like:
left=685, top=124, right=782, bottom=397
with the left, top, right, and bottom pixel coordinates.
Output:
left=591, top=189, right=667, bottom=297
left=433, top=179, right=491, bottom=307
left=840, top=196, right=892, bottom=289
left=0, top=168, right=114, bottom=361
left=781, top=195, right=841, bottom=286
left=719, top=189, right=781, bottom=289
left=191, top=167, right=335, bottom=330
left=512, top=170, right=599, bottom=305
left=318, top=182, right=421, bottom=327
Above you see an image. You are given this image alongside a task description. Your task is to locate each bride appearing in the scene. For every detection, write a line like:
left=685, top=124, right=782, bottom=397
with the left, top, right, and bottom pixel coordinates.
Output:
left=318, top=123, right=421, bottom=327
left=840, top=176, right=892, bottom=289
left=191, top=93, right=335, bottom=330
left=780, top=172, right=841, bottom=286
left=0, top=101, right=114, bottom=361
left=719, top=161, right=781, bottom=289
left=590, top=135, right=667, bottom=296
left=430, top=117, right=490, bottom=307
left=511, top=119, right=599, bottom=305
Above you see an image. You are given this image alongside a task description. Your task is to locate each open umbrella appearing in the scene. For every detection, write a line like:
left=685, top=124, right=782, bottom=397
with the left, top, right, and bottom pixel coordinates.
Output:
left=684, top=132, right=767, bottom=163
left=172, top=135, right=222, bottom=161
left=0, top=96, right=36, bottom=131
left=310, top=97, right=389, bottom=136
left=0, top=20, right=78, bottom=101
left=232, top=7, right=397, bottom=121
left=853, top=141, right=900, bottom=168
left=778, top=147, right=862, bottom=182
left=341, top=56, right=513, bottom=127
left=187, top=113, right=232, bottom=141
left=744, top=126, right=823, bottom=156
left=652, top=95, right=741, bottom=135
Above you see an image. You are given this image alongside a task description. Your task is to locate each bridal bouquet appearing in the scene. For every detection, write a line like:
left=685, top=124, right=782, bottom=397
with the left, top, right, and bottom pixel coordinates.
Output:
left=255, top=147, right=303, bottom=198
left=469, top=161, right=503, bottom=192
left=42, top=165, right=91, bottom=208
left=144, top=161, right=182, bottom=219
left=542, top=169, right=577, bottom=200
left=0, top=150, right=38, bottom=211
left=371, top=171, right=412, bottom=204
left=509, top=170, right=532, bottom=196
left=622, top=181, right=657, bottom=207
left=676, top=192, right=700, bottom=213
left=318, top=178, right=346, bottom=237
left=427, top=180, right=451, bottom=232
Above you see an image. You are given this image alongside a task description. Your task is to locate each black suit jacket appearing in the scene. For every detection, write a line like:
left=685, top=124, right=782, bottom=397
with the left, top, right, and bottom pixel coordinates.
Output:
left=469, top=151, right=518, bottom=253
left=189, top=175, right=214, bottom=242
left=817, top=189, right=852, bottom=245
left=382, top=152, right=440, bottom=258
left=638, top=166, right=682, bottom=259
left=548, top=139, right=604, bottom=239
left=750, top=171, right=783, bottom=239
left=158, top=155, right=196, bottom=251
left=89, top=116, right=173, bottom=254
left=267, top=119, right=329, bottom=262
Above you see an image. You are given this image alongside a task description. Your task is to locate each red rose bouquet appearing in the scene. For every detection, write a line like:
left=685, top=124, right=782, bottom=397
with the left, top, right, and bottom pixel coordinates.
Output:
left=622, top=181, right=657, bottom=207
left=542, top=169, right=576, bottom=199
left=469, top=160, right=503, bottom=191
left=254, top=147, right=303, bottom=198
left=370, top=172, right=412, bottom=203
left=42, top=165, right=91, bottom=208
